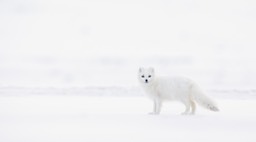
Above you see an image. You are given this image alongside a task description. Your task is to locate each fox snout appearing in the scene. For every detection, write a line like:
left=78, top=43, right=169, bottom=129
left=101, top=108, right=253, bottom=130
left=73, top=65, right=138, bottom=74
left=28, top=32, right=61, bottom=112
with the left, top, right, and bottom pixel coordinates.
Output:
left=145, top=79, right=148, bottom=83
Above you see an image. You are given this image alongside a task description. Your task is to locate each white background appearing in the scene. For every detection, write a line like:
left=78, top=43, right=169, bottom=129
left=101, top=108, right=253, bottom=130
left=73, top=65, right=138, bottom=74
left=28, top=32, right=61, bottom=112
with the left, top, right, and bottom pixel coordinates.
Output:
left=1, top=1, right=256, bottom=142
left=1, top=0, right=256, bottom=88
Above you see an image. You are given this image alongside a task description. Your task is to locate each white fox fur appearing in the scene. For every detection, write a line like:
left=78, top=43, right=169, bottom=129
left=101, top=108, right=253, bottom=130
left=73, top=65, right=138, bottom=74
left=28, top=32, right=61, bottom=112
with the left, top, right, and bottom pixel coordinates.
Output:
left=138, top=67, right=219, bottom=115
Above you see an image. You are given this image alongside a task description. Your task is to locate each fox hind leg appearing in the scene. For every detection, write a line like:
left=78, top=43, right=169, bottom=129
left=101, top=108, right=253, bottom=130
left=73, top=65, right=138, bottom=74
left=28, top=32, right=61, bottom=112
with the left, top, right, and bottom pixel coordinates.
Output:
left=190, top=100, right=196, bottom=115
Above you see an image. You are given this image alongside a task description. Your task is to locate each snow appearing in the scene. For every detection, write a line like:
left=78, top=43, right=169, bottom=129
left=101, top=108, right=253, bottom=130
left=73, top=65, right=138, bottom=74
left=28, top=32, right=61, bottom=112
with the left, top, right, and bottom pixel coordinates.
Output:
left=1, top=0, right=256, bottom=141
left=0, top=94, right=256, bottom=142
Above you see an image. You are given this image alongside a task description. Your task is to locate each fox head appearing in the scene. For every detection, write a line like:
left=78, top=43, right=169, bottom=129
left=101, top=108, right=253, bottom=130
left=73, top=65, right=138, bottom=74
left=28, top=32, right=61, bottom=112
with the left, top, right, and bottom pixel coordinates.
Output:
left=138, top=67, right=155, bottom=84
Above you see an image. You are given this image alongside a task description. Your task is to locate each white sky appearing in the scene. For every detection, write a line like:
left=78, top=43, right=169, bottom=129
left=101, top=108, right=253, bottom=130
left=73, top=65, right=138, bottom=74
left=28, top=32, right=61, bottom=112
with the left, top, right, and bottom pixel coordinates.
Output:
left=0, top=0, right=255, bottom=57
left=0, top=0, right=256, bottom=87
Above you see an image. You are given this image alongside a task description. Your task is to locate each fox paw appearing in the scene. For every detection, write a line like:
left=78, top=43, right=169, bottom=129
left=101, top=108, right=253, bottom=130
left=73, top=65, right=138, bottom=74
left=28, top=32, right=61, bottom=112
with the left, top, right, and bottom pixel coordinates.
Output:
left=148, top=112, right=159, bottom=115
left=181, top=112, right=195, bottom=115
left=181, top=112, right=189, bottom=115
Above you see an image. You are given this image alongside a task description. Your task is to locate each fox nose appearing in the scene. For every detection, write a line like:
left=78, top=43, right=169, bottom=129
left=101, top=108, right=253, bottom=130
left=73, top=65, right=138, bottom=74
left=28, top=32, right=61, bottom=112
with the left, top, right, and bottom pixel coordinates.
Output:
left=145, top=79, right=148, bottom=83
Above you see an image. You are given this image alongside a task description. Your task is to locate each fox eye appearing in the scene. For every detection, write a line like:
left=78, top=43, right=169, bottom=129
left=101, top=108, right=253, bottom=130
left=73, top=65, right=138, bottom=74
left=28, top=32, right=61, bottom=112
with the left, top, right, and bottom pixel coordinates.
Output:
left=148, top=75, right=151, bottom=78
left=141, top=75, right=145, bottom=78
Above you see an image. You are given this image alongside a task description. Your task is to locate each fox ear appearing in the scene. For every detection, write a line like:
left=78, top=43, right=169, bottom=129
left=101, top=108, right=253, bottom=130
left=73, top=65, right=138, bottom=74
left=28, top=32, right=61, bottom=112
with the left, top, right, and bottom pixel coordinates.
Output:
left=149, top=67, right=154, bottom=73
left=139, top=67, right=144, bottom=73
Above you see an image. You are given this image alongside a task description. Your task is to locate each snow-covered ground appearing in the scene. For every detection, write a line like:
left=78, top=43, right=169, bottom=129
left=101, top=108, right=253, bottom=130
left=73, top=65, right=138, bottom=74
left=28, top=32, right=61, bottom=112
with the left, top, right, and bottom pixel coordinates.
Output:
left=0, top=86, right=256, bottom=142
left=0, top=94, right=256, bottom=142
left=1, top=0, right=256, bottom=141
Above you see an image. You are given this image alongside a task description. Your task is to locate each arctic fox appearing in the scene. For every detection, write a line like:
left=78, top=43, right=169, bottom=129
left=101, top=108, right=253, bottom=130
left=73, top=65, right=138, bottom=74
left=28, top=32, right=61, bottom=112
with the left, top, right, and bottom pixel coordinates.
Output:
left=138, top=67, right=219, bottom=115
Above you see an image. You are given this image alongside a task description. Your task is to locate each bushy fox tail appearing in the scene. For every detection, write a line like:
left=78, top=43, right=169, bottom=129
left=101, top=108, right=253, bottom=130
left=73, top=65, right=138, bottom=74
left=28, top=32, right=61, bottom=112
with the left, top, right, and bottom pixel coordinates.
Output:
left=191, top=84, right=219, bottom=112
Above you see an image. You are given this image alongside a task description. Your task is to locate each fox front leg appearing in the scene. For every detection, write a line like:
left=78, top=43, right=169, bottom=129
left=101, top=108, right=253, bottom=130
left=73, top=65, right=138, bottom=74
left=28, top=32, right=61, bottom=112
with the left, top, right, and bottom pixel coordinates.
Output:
left=149, top=99, right=162, bottom=115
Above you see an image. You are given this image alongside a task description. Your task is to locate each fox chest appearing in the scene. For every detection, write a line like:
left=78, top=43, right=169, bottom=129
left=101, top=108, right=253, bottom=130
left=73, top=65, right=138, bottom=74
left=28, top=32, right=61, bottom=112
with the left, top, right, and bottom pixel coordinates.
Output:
left=144, top=83, right=191, bottom=100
